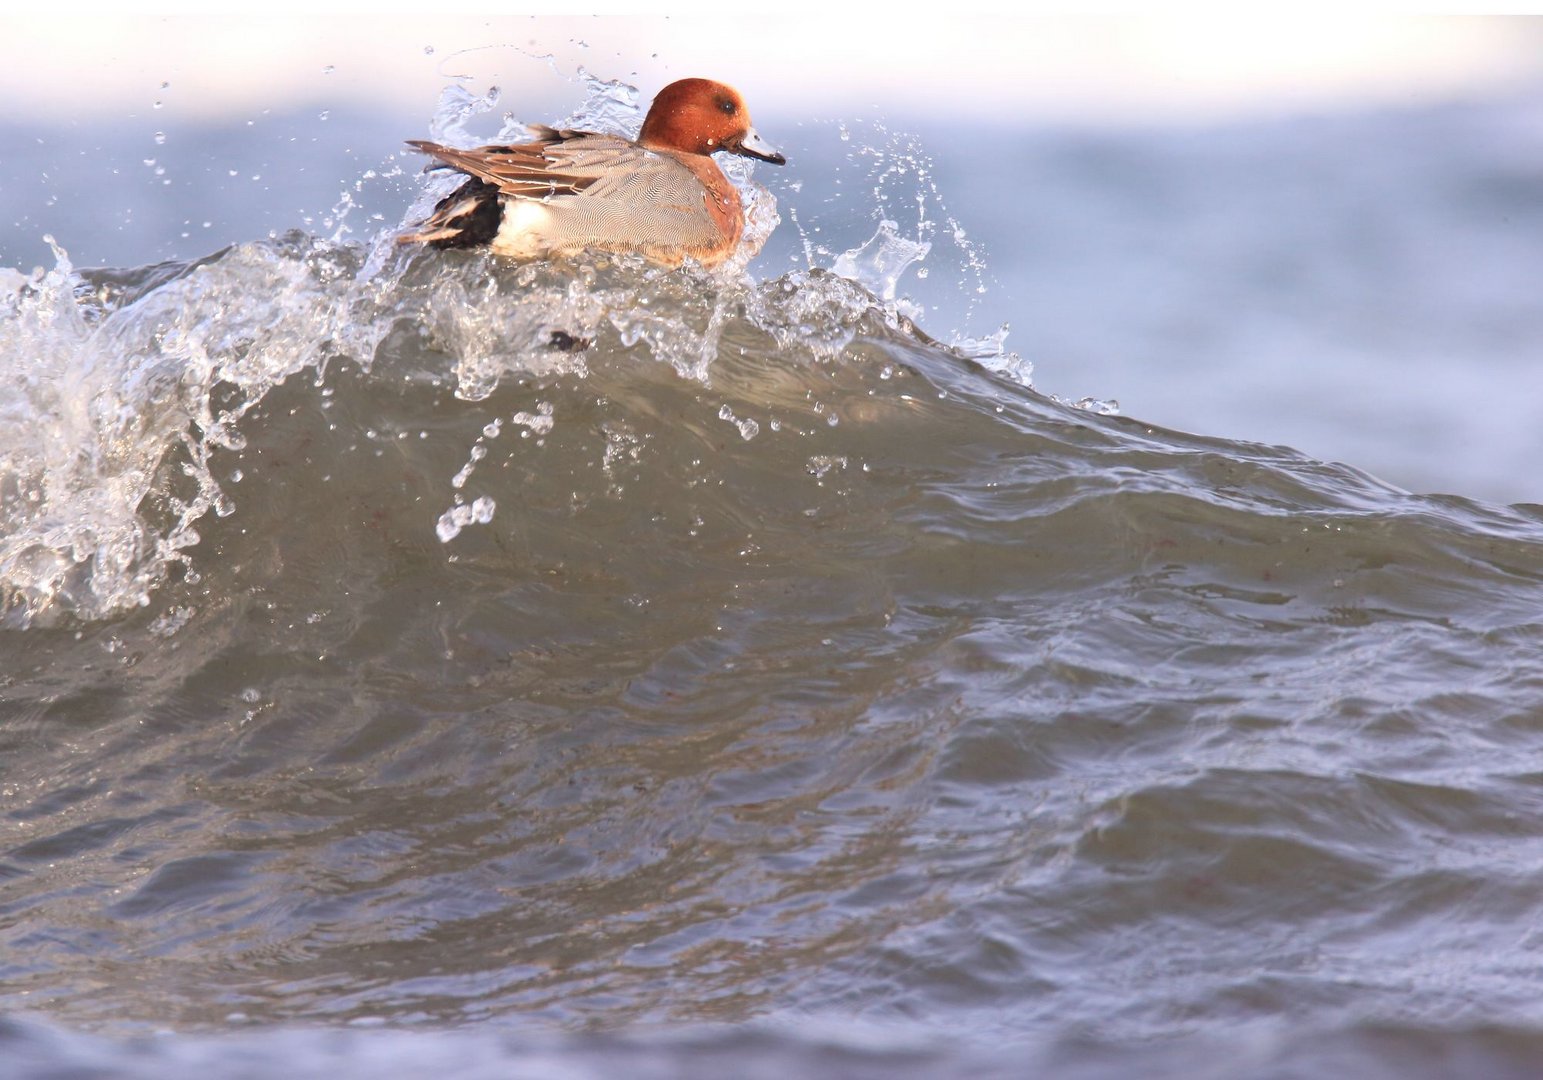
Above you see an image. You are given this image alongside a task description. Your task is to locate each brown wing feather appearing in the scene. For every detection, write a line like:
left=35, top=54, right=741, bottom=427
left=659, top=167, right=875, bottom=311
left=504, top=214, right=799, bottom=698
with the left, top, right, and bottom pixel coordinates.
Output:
left=405, top=128, right=619, bottom=200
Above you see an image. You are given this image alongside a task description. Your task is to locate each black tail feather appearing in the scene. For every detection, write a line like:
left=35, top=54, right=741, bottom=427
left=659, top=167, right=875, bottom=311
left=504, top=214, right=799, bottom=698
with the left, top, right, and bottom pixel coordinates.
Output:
left=400, top=178, right=503, bottom=249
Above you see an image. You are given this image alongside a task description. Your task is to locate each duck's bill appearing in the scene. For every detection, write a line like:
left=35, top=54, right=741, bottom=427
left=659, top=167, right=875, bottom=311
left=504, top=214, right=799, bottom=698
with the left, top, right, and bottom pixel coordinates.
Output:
left=730, top=127, right=786, bottom=165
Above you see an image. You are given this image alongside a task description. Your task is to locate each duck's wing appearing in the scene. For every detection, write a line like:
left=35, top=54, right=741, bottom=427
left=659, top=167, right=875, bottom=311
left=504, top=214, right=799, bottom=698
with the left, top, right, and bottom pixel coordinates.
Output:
left=405, top=127, right=661, bottom=201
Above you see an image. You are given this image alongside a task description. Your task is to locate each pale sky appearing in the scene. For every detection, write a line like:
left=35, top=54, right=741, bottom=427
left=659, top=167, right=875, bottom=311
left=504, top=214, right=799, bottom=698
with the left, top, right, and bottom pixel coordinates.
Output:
left=4, top=15, right=1541, bottom=127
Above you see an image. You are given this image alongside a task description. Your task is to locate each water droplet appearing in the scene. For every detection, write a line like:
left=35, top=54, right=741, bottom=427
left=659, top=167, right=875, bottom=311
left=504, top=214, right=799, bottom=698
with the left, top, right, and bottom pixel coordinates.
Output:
left=423, top=45, right=435, bottom=55
left=322, top=64, right=335, bottom=75
left=152, top=131, right=166, bottom=145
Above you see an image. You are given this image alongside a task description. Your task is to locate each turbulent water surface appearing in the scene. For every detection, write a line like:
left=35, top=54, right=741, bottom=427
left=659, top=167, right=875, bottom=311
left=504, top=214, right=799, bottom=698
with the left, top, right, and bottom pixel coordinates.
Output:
left=5, top=77, right=1543, bottom=1079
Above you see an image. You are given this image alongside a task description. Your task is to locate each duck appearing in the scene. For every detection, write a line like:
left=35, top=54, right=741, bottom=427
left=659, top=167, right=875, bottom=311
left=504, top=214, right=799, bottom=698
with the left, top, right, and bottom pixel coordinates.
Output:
left=399, top=78, right=786, bottom=269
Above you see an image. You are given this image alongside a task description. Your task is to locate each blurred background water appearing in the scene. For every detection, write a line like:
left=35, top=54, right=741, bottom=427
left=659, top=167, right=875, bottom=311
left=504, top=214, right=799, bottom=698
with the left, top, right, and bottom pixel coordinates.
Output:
left=5, top=15, right=1543, bottom=1079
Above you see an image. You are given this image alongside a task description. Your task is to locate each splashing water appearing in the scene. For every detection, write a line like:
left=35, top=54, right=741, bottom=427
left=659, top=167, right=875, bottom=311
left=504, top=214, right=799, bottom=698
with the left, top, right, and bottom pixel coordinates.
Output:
left=0, top=73, right=1026, bottom=631
left=779, top=118, right=998, bottom=345
left=0, top=235, right=388, bottom=628
left=830, top=219, right=931, bottom=305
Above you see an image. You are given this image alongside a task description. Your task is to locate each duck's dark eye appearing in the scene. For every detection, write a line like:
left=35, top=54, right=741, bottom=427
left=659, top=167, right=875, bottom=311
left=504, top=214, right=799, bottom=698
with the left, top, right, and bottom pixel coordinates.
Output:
left=717, top=96, right=737, bottom=116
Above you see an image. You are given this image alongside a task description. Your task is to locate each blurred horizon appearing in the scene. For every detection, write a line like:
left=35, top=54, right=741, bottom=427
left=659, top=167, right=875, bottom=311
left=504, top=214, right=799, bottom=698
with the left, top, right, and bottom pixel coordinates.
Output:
left=5, top=14, right=1542, bottom=128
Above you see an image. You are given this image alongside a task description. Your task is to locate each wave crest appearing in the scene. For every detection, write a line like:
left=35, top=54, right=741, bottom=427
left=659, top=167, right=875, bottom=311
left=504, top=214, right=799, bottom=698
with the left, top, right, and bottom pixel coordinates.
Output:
left=1, top=201, right=1022, bottom=631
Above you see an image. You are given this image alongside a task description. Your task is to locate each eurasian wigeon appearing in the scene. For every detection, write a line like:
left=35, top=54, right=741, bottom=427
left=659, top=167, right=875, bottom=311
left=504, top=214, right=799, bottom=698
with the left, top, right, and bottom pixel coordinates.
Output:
left=399, top=78, right=785, bottom=269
